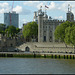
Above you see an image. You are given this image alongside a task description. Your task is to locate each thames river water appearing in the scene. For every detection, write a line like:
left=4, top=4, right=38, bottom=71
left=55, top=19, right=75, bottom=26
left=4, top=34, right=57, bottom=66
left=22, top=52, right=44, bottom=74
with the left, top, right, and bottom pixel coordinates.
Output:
left=0, top=58, right=75, bottom=74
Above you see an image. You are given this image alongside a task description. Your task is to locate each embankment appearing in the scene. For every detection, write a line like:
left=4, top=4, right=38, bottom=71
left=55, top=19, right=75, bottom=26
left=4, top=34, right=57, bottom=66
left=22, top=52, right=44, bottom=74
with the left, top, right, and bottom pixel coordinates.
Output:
left=0, top=52, right=75, bottom=59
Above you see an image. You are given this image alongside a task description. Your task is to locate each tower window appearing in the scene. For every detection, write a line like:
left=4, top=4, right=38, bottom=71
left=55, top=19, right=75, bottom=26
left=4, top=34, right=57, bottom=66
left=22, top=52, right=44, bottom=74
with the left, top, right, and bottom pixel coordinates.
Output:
left=44, top=31, right=46, bottom=33
left=50, top=30, right=52, bottom=32
left=50, top=36, right=52, bottom=39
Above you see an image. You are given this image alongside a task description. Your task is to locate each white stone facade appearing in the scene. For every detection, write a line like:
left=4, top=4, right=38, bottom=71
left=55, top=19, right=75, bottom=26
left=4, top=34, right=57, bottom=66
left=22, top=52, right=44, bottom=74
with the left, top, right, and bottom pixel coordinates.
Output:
left=33, top=6, right=74, bottom=42
left=34, top=9, right=65, bottom=42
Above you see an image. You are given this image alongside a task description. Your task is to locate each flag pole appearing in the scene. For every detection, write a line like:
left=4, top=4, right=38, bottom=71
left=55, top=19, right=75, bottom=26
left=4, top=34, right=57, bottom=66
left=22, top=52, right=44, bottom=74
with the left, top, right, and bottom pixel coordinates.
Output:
left=45, top=6, right=46, bottom=15
left=40, top=6, right=42, bottom=10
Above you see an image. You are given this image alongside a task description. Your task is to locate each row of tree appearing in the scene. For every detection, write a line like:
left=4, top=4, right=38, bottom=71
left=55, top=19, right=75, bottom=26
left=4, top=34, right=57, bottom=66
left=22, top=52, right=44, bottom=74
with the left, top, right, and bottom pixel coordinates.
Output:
left=0, top=24, right=20, bottom=38
left=0, top=22, right=38, bottom=42
left=5, top=25, right=20, bottom=38
left=54, top=21, right=75, bottom=48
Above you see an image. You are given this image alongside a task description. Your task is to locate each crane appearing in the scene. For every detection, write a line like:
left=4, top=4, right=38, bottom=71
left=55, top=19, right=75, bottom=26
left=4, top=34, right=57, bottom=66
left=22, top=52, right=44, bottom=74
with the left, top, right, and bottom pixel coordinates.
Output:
left=9, top=1, right=14, bottom=25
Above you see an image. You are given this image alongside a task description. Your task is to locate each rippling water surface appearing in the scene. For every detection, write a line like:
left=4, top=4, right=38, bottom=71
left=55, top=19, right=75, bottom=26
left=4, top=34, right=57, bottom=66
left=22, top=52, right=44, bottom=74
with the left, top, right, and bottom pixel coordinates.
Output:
left=0, top=58, right=75, bottom=74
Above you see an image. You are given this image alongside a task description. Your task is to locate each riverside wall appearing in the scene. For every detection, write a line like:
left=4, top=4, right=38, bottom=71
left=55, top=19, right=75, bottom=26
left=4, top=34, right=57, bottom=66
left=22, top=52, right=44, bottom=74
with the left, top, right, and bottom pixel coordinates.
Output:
left=0, top=52, right=75, bottom=59
left=17, top=42, right=74, bottom=53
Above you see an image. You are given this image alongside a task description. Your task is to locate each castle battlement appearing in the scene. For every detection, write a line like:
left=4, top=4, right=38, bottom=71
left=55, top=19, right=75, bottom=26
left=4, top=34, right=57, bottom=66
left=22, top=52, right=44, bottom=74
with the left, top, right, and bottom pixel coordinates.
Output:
left=34, top=4, right=74, bottom=42
left=43, top=19, right=65, bottom=23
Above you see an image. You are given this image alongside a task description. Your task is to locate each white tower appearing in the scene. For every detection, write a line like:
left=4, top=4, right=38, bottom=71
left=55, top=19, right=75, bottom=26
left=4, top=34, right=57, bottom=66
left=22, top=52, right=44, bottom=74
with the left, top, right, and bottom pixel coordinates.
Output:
left=38, top=8, right=44, bottom=42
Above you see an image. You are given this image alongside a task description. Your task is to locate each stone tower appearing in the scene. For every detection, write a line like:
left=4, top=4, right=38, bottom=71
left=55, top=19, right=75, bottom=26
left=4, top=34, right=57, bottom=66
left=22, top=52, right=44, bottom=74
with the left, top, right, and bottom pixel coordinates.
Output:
left=66, top=4, right=74, bottom=21
left=33, top=11, right=38, bottom=23
left=38, top=9, right=44, bottom=42
left=35, top=4, right=73, bottom=43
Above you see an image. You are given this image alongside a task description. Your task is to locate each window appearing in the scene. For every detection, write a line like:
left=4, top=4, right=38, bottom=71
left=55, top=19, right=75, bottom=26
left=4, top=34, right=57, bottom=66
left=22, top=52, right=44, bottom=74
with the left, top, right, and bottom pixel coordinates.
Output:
left=5, top=16, right=7, bottom=20
left=50, top=36, right=52, bottom=39
left=46, top=26, right=47, bottom=28
left=50, top=30, right=52, bottom=32
left=44, top=31, right=46, bottom=33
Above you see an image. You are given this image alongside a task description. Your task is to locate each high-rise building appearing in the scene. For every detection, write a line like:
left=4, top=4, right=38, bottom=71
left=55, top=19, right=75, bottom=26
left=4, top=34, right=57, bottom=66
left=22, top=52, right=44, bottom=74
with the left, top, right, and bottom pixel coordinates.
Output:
left=4, top=11, right=19, bottom=28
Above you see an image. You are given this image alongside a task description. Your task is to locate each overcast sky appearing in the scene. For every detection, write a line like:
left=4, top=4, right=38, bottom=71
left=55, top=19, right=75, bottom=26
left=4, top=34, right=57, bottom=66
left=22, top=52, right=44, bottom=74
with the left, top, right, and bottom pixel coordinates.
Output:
left=0, top=1, right=75, bottom=28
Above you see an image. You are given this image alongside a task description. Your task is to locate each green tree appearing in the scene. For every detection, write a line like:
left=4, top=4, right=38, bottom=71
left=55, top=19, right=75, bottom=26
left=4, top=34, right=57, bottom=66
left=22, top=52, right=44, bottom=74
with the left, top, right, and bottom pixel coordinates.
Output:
left=5, top=25, right=17, bottom=38
left=0, top=24, right=6, bottom=35
left=54, top=21, right=75, bottom=47
left=16, top=28, right=20, bottom=34
left=55, top=21, right=74, bottom=41
left=70, top=26, right=75, bottom=49
left=64, top=26, right=72, bottom=45
left=64, top=26, right=75, bottom=52
left=54, top=25, right=61, bottom=41
left=23, top=22, right=38, bottom=39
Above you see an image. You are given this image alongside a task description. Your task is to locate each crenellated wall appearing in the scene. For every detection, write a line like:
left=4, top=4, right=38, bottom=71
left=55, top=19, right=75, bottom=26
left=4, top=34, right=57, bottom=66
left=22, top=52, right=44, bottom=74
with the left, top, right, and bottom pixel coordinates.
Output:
left=34, top=6, right=74, bottom=42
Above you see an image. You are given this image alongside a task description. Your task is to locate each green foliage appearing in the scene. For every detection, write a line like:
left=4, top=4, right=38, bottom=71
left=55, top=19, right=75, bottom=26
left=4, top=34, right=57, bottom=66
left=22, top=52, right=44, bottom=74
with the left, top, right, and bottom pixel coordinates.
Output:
left=16, top=28, right=20, bottom=34
left=0, top=24, right=6, bottom=34
left=54, top=25, right=61, bottom=40
left=54, top=21, right=74, bottom=42
left=54, top=21, right=75, bottom=47
left=70, top=27, right=75, bottom=46
left=5, top=25, right=20, bottom=38
left=65, top=26, right=75, bottom=46
left=64, top=26, right=72, bottom=45
left=23, top=21, right=38, bottom=38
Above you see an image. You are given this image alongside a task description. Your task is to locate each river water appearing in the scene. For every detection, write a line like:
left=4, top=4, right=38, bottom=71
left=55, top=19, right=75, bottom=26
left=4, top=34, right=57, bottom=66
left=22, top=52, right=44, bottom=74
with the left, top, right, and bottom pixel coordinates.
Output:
left=0, top=58, right=75, bottom=74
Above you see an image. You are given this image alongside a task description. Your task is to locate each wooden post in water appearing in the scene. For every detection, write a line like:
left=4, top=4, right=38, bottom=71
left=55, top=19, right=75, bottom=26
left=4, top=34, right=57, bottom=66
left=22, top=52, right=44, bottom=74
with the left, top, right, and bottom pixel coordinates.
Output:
left=59, top=55, right=60, bottom=59
left=70, top=55, right=71, bottom=59
left=67, top=55, right=68, bottom=59
left=64, top=55, right=65, bottom=59
left=51, top=55, right=53, bottom=58
left=73, top=55, right=74, bottom=59
left=55, top=55, right=57, bottom=58
left=34, top=53, right=36, bottom=58
left=44, top=54, right=46, bottom=58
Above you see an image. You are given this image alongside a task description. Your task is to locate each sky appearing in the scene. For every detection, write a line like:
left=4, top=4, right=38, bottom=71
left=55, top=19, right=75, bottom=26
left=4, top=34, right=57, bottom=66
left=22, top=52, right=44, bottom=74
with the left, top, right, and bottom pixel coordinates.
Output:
left=0, top=1, right=75, bottom=28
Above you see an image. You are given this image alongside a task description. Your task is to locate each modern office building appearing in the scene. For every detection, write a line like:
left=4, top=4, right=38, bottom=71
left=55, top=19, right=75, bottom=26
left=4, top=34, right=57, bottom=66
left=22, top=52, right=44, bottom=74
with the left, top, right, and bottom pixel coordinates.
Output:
left=4, top=11, right=19, bottom=28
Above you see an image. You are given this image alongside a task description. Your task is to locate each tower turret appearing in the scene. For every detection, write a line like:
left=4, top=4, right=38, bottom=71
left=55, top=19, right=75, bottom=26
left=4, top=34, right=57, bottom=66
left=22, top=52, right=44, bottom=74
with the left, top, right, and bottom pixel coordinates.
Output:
left=38, top=8, right=44, bottom=42
left=33, top=11, right=38, bottom=22
left=43, top=13, right=48, bottom=20
left=66, top=4, right=74, bottom=21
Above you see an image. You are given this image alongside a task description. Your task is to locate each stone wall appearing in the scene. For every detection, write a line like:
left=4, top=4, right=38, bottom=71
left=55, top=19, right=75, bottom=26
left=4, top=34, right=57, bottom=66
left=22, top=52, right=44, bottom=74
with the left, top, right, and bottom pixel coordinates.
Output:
left=17, top=42, right=74, bottom=53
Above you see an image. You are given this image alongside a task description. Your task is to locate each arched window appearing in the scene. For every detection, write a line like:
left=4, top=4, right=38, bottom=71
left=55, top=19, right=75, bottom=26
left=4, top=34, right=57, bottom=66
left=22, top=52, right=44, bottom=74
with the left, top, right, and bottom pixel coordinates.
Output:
left=25, top=46, right=30, bottom=52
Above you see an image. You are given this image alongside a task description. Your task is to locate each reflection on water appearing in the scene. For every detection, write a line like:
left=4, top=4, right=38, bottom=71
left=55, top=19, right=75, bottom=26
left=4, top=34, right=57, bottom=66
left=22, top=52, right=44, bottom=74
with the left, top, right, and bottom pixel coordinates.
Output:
left=0, top=58, right=75, bottom=74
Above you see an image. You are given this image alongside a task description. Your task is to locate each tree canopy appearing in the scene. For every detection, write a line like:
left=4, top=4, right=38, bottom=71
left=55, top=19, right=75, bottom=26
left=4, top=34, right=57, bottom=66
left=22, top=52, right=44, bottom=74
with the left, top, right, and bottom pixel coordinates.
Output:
left=23, top=21, right=38, bottom=38
left=0, top=24, right=6, bottom=34
left=54, top=21, right=75, bottom=49
left=64, top=26, right=75, bottom=47
left=54, top=21, right=74, bottom=42
left=5, top=25, right=20, bottom=38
